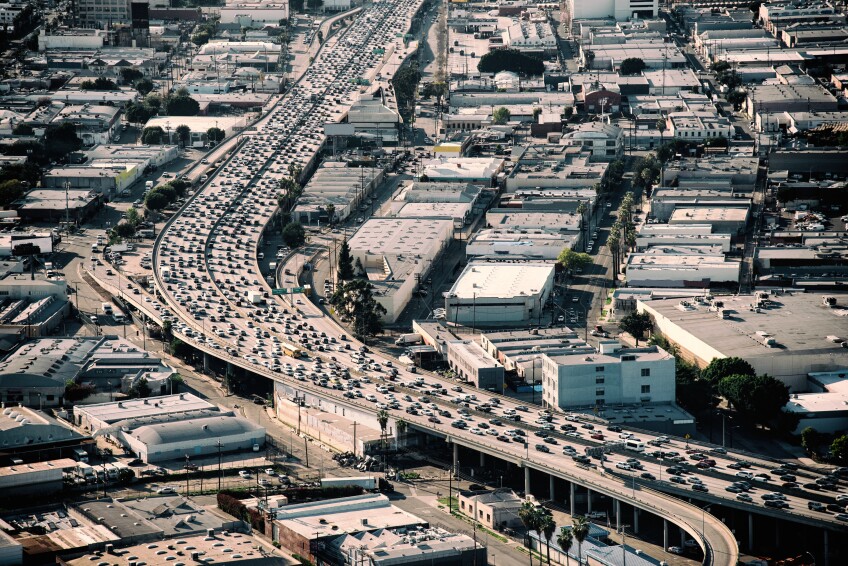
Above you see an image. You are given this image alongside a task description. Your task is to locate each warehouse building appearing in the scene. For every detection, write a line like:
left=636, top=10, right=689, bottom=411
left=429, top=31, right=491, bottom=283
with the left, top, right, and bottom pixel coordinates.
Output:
left=541, top=342, right=676, bottom=410
left=0, top=405, right=88, bottom=463
left=446, top=340, right=505, bottom=393
left=445, top=261, right=555, bottom=326
left=348, top=218, right=453, bottom=322
left=457, top=489, right=523, bottom=531
left=74, top=394, right=265, bottom=463
left=783, top=370, right=848, bottom=435
left=0, top=458, right=76, bottom=497
left=625, top=250, right=741, bottom=288
left=668, top=206, right=750, bottom=235
left=639, top=292, right=848, bottom=390
left=467, top=229, right=576, bottom=261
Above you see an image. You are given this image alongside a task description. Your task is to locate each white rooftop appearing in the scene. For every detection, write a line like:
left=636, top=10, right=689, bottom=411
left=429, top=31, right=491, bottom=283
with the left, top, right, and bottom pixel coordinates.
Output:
left=449, top=262, right=554, bottom=300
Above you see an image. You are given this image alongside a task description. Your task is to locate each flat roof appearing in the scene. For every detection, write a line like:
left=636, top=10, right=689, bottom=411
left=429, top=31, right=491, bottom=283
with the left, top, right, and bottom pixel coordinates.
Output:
left=784, top=392, right=848, bottom=415
left=349, top=218, right=453, bottom=257
left=640, top=292, right=848, bottom=369
left=669, top=207, right=749, bottom=222
left=0, top=458, right=76, bottom=479
left=448, top=341, right=501, bottom=369
left=395, top=202, right=472, bottom=218
left=546, top=345, right=673, bottom=366
left=76, top=393, right=215, bottom=425
left=449, top=261, right=554, bottom=300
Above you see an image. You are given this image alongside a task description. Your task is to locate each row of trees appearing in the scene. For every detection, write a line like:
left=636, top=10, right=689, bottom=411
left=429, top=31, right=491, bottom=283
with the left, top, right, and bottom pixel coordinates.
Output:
left=519, top=501, right=591, bottom=565
left=605, top=191, right=637, bottom=280
left=477, top=48, right=545, bottom=76
left=145, top=178, right=190, bottom=212
left=125, top=89, right=201, bottom=129
left=327, top=238, right=385, bottom=340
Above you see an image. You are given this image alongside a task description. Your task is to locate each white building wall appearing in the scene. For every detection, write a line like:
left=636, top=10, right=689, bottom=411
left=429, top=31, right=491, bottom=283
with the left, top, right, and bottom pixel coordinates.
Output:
left=637, top=301, right=724, bottom=366
left=569, top=0, right=658, bottom=21
left=625, top=263, right=740, bottom=287
left=219, top=7, right=289, bottom=24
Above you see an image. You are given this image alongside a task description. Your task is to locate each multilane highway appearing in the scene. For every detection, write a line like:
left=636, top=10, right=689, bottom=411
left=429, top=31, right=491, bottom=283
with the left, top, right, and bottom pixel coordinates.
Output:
left=82, top=2, right=828, bottom=564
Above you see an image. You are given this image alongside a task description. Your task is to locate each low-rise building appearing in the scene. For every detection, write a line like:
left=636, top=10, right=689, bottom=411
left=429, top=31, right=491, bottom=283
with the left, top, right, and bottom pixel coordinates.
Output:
left=665, top=110, right=733, bottom=141
left=43, top=166, right=139, bottom=198
left=745, top=84, right=839, bottom=116
left=15, top=189, right=101, bottom=224
left=74, top=393, right=265, bottom=463
left=447, top=340, right=505, bottom=392
left=561, top=122, right=624, bottom=161
left=420, top=157, right=504, bottom=184
left=668, top=206, right=750, bottom=235
left=0, top=458, right=76, bottom=497
left=542, top=342, right=676, bottom=410
left=639, top=292, right=848, bottom=390
left=348, top=218, right=453, bottom=322
left=445, top=261, right=555, bottom=326
left=467, top=229, right=576, bottom=261
left=51, top=104, right=121, bottom=147
left=457, top=489, right=523, bottom=530
left=625, top=249, right=741, bottom=288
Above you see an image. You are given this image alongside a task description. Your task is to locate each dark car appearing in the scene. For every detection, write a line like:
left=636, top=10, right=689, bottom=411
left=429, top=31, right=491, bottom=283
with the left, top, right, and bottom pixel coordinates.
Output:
left=640, top=472, right=656, bottom=480
left=692, top=483, right=709, bottom=492
left=497, top=435, right=511, bottom=443
left=607, top=425, right=623, bottom=432
left=827, top=503, right=846, bottom=513
left=764, top=500, right=788, bottom=509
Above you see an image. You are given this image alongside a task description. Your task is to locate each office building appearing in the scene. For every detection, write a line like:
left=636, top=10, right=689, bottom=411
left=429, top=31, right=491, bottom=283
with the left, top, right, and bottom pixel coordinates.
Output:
left=457, top=489, right=523, bottom=531
left=446, top=340, right=505, bottom=393
left=567, top=0, right=658, bottom=21
left=542, top=343, right=676, bottom=410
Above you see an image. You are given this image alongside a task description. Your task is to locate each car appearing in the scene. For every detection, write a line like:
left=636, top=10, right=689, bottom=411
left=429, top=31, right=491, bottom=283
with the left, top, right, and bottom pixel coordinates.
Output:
left=265, top=468, right=276, bottom=476
left=691, top=483, right=709, bottom=492
left=616, top=462, right=632, bottom=471
left=238, top=470, right=252, bottom=479
left=735, top=471, right=753, bottom=479
left=258, top=479, right=272, bottom=487
left=764, top=500, right=788, bottom=509
left=826, top=503, right=845, bottom=512
left=808, top=501, right=826, bottom=511
left=670, top=476, right=686, bottom=484
left=835, top=494, right=848, bottom=503
left=535, top=444, right=551, bottom=453
left=607, top=425, right=622, bottom=432
left=736, top=493, right=753, bottom=502
left=836, top=513, right=848, bottom=522
left=157, top=486, right=177, bottom=494
left=725, top=485, right=742, bottom=493
left=128, top=458, right=143, bottom=466
left=667, top=546, right=683, bottom=555
left=640, top=472, right=656, bottom=480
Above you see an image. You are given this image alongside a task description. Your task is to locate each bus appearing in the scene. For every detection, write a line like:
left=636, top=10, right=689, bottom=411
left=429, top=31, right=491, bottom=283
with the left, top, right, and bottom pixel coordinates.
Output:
left=280, top=340, right=302, bottom=358
left=625, top=440, right=646, bottom=453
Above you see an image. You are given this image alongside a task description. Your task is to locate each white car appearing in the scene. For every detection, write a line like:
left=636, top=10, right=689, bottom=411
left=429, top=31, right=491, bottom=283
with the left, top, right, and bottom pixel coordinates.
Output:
left=157, top=486, right=177, bottom=494
left=238, top=470, right=252, bottom=479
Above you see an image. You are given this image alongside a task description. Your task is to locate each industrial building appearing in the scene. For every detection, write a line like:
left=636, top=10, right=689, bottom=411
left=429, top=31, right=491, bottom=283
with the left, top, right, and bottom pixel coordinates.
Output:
left=14, top=189, right=102, bottom=224
left=567, top=0, right=658, bottom=21
left=783, top=370, right=848, bottom=435
left=348, top=218, right=453, bottom=322
left=420, top=157, right=504, bottom=184
left=668, top=206, right=750, bottom=235
left=446, top=340, right=505, bottom=393
left=542, top=342, right=675, bottom=410
left=0, top=458, right=76, bottom=497
left=0, top=405, right=88, bottom=463
left=74, top=393, right=265, bottom=463
left=457, top=489, right=523, bottom=531
left=635, top=224, right=731, bottom=253
left=639, top=292, right=848, bottom=390
left=445, top=261, right=555, bottom=326
left=466, top=229, right=577, bottom=261
left=293, top=162, right=383, bottom=225
left=625, top=249, right=741, bottom=288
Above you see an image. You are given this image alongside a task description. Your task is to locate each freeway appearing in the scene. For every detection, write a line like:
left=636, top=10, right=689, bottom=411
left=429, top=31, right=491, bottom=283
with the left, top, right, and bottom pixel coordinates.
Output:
left=88, top=2, right=827, bottom=564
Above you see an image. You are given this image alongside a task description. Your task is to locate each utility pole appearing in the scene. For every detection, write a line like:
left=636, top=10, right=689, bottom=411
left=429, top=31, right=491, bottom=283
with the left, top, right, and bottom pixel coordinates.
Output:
left=64, top=181, right=70, bottom=233
left=217, top=440, right=223, bottom=491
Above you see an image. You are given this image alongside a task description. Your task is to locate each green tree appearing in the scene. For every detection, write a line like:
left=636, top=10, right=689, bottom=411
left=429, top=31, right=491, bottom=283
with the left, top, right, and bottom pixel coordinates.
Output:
left=556, top=526, right=574, bottom=565
left=306, top=0, right=323, bottom=11
left=64, top=381, right=95, bottom=402
left=290, top=0, right=304, bottom=10
left=127, top=377, right=152, bottom=399
left=719, top=373, right=789, bottom=426
left=518, top=501, right=542, bottom=565
left=126, top=206, right=141, bottom=226
left=192, top=30, right=211, bottom=46
left=619, top=311, right=652, bottom=346
left=726, top=89, right=747, bottom=109
left=830, top=435, right=848, bottom=463
left=377, top=409, right=389, bottom=467
left=477, top=48, right=545, bottom=76
left=120, top=68, right=144, bottom=84
left=114, top=222, right=136, bottom=239
left=175, top=124, right=191, bottom=148
left=0, top=180, right=26, bottom=207
left=80, top=76, right=118, bottom=91
left=557, top=248, right=592, bottom=272
left=207, top=127, right=225, bottom=144
left=282, top=221, right=306, bottom=248
left=44, top=122, right=82, bottom=160
left=619, top=57, right=646, bottom=76
left=571, top=516, right=590, bottom=566
left=12, top=123, right=33, bottom=135
left=125, top=101, right=156, bottom=125
left=325, top=203, right=336, bottom=224
left=492, top=107, right=511, bottom=125
left=144, top=190, right=169, bottom=211
left=674, top=358, right=717, bottom=414
left=801, top=427, right=821, bottom=454
left=702, top=357, right=755, bottom=386
left=134, top=78, right=154, bottom=95
left=166, top=95, right=200, bottom=116
left=392, top=65, right=421, bottom=120
left=337, top=238, right=354, bottom=281
left=141, top=126, right=164, bottom=145
left=563, top=106, right=574, bottom=120
left=330, top=279, right=387, bottom=340
left=539, top=509, right=555, bottom=565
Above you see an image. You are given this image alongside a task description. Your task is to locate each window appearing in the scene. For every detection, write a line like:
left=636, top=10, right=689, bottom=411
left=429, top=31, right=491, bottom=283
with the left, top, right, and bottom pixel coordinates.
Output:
left=596, top=377, right=605, bottom=384
left=641, top=368, right=651, bottom=377
left=641, top=385, right=651, bottom=394
left=596, top=388, right=605, bottom=396
left=595, top=366, right=605, bottom=372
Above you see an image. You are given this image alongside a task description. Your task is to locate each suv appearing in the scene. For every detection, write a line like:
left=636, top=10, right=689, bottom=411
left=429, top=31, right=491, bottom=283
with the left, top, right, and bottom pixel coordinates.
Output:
left=808, top=501, right=826, bottom=512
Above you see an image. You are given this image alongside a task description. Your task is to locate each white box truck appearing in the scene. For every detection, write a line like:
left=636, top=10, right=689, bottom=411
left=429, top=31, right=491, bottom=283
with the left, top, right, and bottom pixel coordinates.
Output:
left=101, top=302, right=114, bottom=315
left=394, top=333, right=422, bottom=346
left=247, top=290, right=263, bottom=304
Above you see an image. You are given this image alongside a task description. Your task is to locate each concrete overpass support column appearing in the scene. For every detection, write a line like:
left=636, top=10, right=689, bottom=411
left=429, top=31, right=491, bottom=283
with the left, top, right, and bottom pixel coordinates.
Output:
left=524, top=466, right=531, bottom=496
left=452, top=443, right=458, bottom=471
left=570, top=482, right=575, bottom=516
left=663, top=520, right=668, bottom=551
left=615, top=500, right=621, bottom=532
left=824, top=530, right=830, bottom=566
left=680, top=528, right=686, bottom=545
left=203, top=352, right=210, bottom=372
left=479, top=452, right=485, bottom=467
left=549, top=475, right=555, bottom=501
left=748, top=513, right=754, bottom=550
left=587, top=489, right=592, bottom=513
left=633, top=507, right=639, bottom=534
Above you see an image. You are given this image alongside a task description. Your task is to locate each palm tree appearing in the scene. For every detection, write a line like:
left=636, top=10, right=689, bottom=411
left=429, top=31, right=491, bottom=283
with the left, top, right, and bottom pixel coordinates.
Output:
left=576, top=202, right=588, bottom=252
left=377, top=409, right=389, bottom=471
left=572, top=516, right=590, bottom=565
left=556, top=526, right=574, bottom=566
left=395, top=418, right=407, bottom=449
left=539, top=509, right=555, bottom=565
left=518, top=501, right=540, bottom=566
left=656, top=117, right=667, bottom=147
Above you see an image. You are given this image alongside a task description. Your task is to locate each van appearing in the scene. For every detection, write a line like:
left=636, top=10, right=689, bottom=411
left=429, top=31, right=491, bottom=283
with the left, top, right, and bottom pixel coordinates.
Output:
left=101, top=302, right=113, bottom=315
